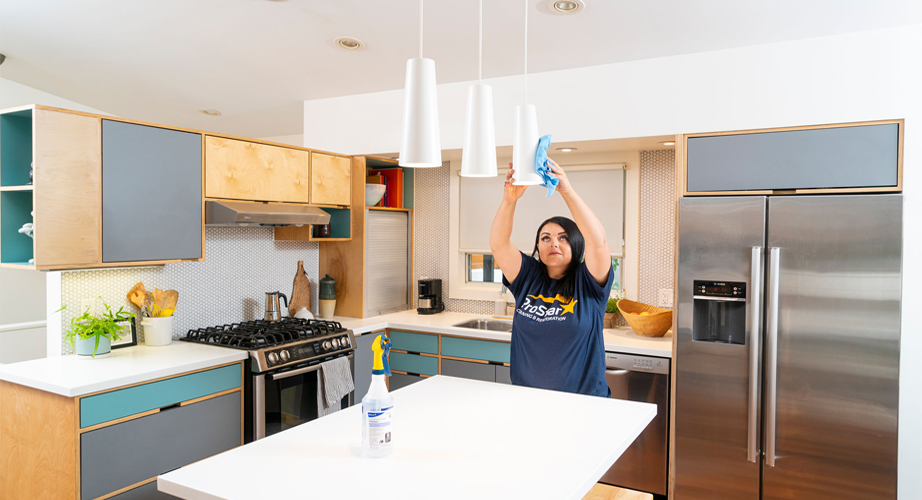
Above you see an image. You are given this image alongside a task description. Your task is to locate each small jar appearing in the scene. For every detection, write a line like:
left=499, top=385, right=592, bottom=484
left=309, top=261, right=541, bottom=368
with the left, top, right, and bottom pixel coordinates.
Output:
left=319, top=274, right=337, bottom=318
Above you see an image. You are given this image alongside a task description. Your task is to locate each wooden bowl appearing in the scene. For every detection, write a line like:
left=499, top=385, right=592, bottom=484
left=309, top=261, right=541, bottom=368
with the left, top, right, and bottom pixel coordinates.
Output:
left=617, top=299, right=672, bottom=337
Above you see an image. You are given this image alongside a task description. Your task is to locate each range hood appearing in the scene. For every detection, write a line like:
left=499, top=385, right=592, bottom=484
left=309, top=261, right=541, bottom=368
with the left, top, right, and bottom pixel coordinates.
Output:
left=205, top=200, right=331, bottom=227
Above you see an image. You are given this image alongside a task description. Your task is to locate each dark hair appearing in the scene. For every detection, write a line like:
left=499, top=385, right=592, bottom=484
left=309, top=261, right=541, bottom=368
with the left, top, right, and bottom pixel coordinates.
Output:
left=532, top=216, right=584, bottom=300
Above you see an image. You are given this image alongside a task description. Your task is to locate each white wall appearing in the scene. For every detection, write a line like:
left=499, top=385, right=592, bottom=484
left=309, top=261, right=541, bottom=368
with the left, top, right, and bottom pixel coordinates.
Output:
left=258, top=134, right=305, bottom=148
left=0, top=78, right=113, bottom=355
left=304, top=25, right=922, bottom=499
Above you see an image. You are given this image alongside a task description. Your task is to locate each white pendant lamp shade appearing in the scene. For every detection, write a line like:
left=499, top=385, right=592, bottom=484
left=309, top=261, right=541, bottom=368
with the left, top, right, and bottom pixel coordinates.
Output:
left=512, top=104, right=542, bottom=185
left=460, top=84, right=497, bottom=177
left=399, top=57, right=442, bottom=168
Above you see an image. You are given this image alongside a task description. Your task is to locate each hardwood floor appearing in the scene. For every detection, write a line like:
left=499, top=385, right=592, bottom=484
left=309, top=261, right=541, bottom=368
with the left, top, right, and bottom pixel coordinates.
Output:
left=583, top=483, right=652, bottom=500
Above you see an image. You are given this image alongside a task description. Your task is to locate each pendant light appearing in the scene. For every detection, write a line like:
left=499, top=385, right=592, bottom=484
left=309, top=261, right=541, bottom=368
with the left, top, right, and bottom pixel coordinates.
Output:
left=512, top=0, right=543, bottom=185
left=399, top=0, right=442, bottom=168
left=460, top=0, right=497, bottom=177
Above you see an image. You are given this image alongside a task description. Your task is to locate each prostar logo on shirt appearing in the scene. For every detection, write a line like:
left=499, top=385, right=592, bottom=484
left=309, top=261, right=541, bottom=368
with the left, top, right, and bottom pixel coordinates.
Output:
left=520, top=294, right=579, bottom=320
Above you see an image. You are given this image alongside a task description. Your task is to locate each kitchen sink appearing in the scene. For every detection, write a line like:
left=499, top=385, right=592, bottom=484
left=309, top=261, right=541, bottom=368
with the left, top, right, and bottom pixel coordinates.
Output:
left=452, top=319, right=513, bottom=332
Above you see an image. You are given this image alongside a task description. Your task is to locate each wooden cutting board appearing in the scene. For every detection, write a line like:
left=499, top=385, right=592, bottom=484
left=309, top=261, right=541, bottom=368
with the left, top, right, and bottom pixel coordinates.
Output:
left=289, top=260, right=311, bottom=316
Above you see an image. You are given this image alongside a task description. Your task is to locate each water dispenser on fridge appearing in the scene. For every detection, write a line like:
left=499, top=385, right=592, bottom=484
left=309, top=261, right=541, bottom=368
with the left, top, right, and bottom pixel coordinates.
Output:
left=692, top=280, right=747, bottom=345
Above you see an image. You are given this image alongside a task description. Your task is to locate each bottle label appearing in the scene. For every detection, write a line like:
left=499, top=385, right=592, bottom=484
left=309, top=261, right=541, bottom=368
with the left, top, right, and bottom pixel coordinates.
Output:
left=365, top=405, right=393, bottom=449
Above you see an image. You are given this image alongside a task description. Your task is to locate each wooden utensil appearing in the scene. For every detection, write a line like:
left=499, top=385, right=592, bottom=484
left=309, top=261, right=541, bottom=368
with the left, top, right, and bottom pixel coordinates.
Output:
left=127, top=282, right=147, bottom=309
left=161, top=290, right=179, bottom=311
left=289, top=260, right=311, bottom=316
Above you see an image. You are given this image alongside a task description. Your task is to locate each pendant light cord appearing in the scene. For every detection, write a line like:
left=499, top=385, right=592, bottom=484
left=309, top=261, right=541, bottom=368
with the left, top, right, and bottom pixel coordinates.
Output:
left=478, top=0, right=482, bottom=84
left=524, top=0, right=528, bottom=104
left=420, top=0, right=424, bottom=59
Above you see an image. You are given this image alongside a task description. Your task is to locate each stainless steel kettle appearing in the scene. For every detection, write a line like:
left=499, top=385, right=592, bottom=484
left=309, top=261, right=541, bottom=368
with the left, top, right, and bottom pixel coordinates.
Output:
left=264, top=291, right=288, bottom=321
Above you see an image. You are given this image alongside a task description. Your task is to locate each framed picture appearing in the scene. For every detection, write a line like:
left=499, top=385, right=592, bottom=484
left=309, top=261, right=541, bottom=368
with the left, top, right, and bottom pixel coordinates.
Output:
left=111, top=319, right=137, bottom=349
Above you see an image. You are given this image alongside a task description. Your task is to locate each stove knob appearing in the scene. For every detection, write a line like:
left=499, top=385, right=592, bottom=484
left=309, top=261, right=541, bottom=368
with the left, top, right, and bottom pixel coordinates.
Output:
left=331, top=338, right=340, bottom=349
left=340, top=336, right=351, bottom=347
left=322, top=340, right=332, bottom=351
left=279, top=350, right=290, bottom=362
left=267, top=352, right=280, bottom=365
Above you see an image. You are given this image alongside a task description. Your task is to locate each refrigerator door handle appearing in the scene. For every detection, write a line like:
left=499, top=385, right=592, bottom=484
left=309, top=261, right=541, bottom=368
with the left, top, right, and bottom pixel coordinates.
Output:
left=747, top=246, right=763, bottom=463
left=765, top=247, right=781, bottom=466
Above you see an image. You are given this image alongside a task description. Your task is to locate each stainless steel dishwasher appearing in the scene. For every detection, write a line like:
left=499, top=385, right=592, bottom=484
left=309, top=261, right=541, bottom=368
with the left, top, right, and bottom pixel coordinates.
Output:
left=599, top=352, right=670, bottom=500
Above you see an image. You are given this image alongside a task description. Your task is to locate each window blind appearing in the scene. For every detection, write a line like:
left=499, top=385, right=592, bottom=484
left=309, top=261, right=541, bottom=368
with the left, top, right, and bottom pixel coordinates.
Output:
left=459, top=165, right=625, bottom=256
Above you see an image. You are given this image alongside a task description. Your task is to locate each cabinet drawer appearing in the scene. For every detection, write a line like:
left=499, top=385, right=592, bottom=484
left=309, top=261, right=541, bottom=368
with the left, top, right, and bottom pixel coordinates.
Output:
left=441, top=337, right=511, bottom=364
left=388, top=330, right=438, bottom=355
left=109, top=480, right=175, bottom=500
left=389, top=352, right=438, bottom=376
left=388, top=373, right=424, bottom=391
left=496, top=365, right=512, bottom=385
left=80, top=363, right=241, bottom=428
left=441, top=359, right=496, bottom=383
left=80, top=392, right=240, bottom=500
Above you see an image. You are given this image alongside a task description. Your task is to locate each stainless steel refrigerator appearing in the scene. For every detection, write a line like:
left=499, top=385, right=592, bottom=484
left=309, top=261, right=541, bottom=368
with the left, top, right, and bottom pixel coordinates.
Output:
left=674, top=194, right=901, bottom=500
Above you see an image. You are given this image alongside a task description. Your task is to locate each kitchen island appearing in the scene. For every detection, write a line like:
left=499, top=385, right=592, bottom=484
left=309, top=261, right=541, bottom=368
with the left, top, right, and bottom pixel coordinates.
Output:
left=159, top=376, right=656, bottom=500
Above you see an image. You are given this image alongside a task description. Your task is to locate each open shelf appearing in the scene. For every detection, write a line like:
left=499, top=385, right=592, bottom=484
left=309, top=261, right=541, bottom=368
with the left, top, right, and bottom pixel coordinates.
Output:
left=0, top=190, right=34, bottom=266
left=0, top=108, right=34, bottom=187
left=366, top=206, right=413, bottom=212
left=273, top=207, right=352, bottom=242
left=0, top=185, right=34, bottom=191
left=366, top=156, right=414, bottom=210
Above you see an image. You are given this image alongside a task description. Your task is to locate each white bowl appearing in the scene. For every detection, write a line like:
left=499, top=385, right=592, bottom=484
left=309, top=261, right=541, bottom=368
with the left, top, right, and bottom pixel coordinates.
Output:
left=365, top=184, right=387, bottom=207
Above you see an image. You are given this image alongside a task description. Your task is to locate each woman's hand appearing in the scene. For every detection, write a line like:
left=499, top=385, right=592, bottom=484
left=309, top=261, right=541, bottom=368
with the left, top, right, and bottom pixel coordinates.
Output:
left=503, top=163, right=528, bottom=203
left=546, top=158, right=573, bottom=196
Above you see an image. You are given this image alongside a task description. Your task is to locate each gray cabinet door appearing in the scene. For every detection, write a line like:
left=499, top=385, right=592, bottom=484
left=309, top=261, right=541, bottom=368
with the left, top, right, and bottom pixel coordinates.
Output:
left=353, top=333, right=379, bottom=404
left=441, top=358, right=496, bottom=383
left=110, top=480, right=175, bottom=500
left=102, top=120, right=202, bottom=262
left=81, top=392, right=240, bottom=500
left=686, top=123, right=899, bottom=192
left=388, top=373, right=423, bottom=391
left=495, top=365, right=512, bottom=385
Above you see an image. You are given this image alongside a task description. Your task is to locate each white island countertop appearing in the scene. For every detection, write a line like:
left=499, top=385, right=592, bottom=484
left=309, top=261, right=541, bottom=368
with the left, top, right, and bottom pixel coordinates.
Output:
left=0, top=342, right=247, bottom=397
left=335, top=309, right=673, bottom=358
left=159, top=376, right=656, bottom=500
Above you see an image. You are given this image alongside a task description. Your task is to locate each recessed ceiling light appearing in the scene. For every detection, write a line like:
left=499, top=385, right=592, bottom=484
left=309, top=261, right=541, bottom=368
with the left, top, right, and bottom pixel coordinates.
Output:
left=545, top=0, right=585, bottom=15
left=0, top=53, right=6, bottom=66
left=200, top=109, right=222, bottom=116
left=659, top=141, right=675, bottom=146
left=335, top=37, right=366, bottom=50
left=556, top=147, right=577, bottom=152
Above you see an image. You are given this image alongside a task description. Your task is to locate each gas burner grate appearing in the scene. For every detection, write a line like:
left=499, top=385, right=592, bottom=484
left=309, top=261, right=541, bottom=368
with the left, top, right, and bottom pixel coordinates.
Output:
left=180, top=317, right=347, bottom=350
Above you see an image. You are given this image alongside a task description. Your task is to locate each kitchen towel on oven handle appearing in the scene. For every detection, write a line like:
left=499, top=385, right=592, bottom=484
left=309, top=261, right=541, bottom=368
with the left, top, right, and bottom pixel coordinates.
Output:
left=318, top=356, right=355, bottom=415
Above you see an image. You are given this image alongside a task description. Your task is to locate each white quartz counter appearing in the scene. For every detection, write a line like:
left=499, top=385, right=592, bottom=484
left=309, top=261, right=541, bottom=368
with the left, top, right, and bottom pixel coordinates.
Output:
left=159, top=376, right=656, bottom=500
left=336, top=309, right=673, bottom=358
left=0, top=342, right=247, bottom=397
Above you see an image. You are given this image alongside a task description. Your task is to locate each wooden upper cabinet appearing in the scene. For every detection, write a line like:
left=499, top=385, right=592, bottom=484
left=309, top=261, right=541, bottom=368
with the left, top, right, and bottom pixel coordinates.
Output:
left=310, top=152, right=352, bottom=206
left=205, top=136, right=310, bottom=203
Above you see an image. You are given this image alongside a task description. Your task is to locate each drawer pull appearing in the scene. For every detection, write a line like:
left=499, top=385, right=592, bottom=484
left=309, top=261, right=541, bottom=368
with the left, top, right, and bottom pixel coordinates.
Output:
left=160, top=403, right=181, bottom=412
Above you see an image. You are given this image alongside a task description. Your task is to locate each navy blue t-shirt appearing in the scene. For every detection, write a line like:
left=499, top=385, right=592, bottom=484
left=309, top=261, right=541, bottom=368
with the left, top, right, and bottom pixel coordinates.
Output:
left=502, top=252, right=613, bottom=397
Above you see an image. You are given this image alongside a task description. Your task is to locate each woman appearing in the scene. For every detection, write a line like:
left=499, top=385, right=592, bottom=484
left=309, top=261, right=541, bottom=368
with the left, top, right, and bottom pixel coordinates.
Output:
left=490, top=159, right=612, bottom=397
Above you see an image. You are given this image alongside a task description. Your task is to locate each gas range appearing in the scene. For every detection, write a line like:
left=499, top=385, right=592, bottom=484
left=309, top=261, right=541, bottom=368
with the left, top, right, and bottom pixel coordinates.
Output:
left=181, top=318, right=356, bottom=373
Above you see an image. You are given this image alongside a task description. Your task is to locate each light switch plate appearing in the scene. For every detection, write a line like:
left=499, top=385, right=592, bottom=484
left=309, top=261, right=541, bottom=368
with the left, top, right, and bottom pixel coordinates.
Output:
left=658, top=289, right=674, bottom=308
left=81, top=298, right=95, bottom=316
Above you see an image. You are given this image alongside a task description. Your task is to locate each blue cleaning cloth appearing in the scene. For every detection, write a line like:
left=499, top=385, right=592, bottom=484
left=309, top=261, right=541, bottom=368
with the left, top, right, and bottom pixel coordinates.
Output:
left=535, top=134, right=559, bottom=197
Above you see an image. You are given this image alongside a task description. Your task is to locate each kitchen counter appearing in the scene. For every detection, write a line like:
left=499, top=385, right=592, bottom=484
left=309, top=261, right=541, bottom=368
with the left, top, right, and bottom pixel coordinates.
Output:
left=336, top=309, right=673, bottom=358
left=158, top=375, right=656, bottom=500
left=0, top=342, right=247, bottom=397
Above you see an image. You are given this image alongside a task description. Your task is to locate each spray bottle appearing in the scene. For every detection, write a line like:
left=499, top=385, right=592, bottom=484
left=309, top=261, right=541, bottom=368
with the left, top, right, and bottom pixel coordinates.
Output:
left=362, top=334, right=394, bottom=458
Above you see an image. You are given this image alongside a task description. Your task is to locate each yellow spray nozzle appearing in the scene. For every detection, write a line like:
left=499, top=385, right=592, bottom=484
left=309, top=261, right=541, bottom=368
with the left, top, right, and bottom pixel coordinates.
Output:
left=371, top=333, right=391, bottom=375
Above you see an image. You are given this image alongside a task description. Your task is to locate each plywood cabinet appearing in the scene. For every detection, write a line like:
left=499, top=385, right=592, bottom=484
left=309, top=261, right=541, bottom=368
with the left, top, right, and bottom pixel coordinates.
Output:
left=205, top=136, right=311, bottom=203
left=310, top=152, right=351, bottom=206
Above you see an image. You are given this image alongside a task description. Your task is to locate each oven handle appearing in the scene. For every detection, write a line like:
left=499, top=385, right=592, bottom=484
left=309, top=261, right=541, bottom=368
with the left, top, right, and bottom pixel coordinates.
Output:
left=270, top=363, right=322, bottom=380
left=268, top=353, right=355, bottom=381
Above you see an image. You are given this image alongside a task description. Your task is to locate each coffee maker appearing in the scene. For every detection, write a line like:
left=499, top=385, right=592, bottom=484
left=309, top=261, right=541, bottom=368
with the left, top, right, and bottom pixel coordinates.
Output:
left=417, top=278, right=445, bottom=315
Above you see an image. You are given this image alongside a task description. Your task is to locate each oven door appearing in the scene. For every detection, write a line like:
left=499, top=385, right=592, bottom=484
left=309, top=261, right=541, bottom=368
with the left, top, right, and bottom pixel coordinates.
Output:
left=252, top=354, right=354, bottom=441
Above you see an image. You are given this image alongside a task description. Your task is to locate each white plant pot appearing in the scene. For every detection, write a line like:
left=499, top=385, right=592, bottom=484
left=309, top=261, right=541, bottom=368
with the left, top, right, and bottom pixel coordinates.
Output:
left=142, top=316, right=174, bottom=346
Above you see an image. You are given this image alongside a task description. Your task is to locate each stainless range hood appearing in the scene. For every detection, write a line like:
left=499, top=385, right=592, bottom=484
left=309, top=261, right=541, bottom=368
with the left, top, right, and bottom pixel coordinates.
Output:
left=205, top=200, right=331, bottom=227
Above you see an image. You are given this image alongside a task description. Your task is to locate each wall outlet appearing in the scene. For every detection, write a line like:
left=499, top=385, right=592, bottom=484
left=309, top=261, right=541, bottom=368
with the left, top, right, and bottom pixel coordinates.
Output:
left=81, top=298, right=96, bottom=316
left=658, top=289, right=674, bottom=308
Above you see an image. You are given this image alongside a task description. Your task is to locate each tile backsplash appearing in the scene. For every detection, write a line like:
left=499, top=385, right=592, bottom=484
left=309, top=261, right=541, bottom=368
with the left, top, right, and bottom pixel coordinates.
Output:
left=59, top=227, right=319, bottom=354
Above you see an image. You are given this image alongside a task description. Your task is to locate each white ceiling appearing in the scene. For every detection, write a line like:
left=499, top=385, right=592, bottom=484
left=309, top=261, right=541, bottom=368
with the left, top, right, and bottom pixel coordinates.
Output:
left=1, top=0, right=920, bottom=138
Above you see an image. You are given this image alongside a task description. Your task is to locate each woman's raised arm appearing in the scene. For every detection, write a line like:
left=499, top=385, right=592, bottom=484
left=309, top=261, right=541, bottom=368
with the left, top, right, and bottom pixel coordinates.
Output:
left=490, top=164, right=528, bottom=284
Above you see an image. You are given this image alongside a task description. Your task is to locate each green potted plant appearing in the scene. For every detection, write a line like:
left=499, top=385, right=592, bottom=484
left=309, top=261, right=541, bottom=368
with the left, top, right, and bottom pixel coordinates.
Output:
left=605, top=298, right=619, bottom=329
left=63, top=299, right=134, bottom=359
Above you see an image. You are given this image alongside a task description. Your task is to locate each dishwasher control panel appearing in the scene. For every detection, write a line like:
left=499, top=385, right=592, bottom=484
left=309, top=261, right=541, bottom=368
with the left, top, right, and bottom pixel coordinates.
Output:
left=605, top=352, right=670, bottom=375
